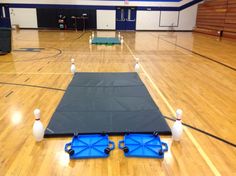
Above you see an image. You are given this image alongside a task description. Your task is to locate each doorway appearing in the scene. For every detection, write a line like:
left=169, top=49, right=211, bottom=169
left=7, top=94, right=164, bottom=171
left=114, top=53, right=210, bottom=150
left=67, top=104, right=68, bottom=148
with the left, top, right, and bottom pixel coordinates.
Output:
left=116, top=7, right=136, bottom=30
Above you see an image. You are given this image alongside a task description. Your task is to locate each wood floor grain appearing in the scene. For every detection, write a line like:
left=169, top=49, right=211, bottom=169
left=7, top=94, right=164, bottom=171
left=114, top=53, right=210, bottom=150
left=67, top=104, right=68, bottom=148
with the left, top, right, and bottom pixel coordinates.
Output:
left=0, top=30, right=235, bottom=176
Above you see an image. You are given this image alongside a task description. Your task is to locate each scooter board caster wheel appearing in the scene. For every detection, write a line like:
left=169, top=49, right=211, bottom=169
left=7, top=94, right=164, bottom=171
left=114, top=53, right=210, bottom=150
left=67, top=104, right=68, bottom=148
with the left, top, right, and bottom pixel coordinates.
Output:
left=123, top=146, right=129, bottom=153
left=68, top=149, right=75, bottom=156
left=159, top=150, right=164, bottom=156
left=104, top=147, right=111, bottom=154
left=101, top=131, right=107, bottom=136
left=153, top=131, right=159, bottom=137
left=74, top=132, right=79, bottom=137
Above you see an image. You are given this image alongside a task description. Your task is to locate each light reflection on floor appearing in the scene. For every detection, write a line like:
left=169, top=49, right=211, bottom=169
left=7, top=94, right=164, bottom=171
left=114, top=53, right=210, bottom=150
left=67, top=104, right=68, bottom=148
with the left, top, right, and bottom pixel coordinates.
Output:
left=11, top=111, right=22, bottom=125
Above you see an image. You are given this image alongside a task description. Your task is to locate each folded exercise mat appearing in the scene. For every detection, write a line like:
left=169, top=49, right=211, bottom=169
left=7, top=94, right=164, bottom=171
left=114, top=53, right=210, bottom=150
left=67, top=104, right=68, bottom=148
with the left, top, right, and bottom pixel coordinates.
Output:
left=92, top=37, right=120, bottom=45
left=118, top=133, right=168, bottom=158
left=65, top=134, right=115, bottom=159
left=44, top=72, right=171, bottom=137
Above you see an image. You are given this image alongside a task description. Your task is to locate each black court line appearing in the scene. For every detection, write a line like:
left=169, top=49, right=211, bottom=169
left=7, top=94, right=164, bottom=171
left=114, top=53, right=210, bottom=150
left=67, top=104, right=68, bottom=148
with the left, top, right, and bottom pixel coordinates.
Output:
left=0, top=82, right=66, bottom=92
left=74, top=31, right=87, bottom=40
left=5, top=91, right=13, bottom=98
left=158, top=36, right=236, bottom=71
left=67, top=31, right=87, bottom=48
left=164, top=116, right=236, bottom=148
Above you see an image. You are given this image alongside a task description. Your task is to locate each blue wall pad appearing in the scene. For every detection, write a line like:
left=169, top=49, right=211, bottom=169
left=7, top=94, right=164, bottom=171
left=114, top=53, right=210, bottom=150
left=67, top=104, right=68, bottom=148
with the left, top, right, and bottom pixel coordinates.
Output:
left=44, top=72, right=171, bottom=137
left=92, top=37, right=121, bottom=45
left=65, top=134, right=115, bottom=159
left=118, top=133, right=168, bottom=158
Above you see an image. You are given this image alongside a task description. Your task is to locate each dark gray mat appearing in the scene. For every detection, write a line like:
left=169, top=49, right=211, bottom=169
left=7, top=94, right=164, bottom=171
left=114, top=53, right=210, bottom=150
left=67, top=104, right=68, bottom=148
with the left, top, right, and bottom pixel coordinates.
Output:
left=44, top=72, right=171, bottom=137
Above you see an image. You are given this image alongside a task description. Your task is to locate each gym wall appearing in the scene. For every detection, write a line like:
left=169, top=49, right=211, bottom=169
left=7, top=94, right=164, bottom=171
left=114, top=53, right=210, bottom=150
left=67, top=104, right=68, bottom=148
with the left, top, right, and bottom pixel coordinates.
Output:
left=0, top=0, right=203, bottom=31
left=136, top=4, right=198, bottom=30
left=97, top=10, right=116, bottom=30
left=9, top=8, right=38, bottom=28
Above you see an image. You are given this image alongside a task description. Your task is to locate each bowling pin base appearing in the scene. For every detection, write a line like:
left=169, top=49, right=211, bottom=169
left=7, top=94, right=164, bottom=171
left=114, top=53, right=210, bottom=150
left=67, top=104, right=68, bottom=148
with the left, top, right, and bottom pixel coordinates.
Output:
left=35, top=138, right=44, bottom=142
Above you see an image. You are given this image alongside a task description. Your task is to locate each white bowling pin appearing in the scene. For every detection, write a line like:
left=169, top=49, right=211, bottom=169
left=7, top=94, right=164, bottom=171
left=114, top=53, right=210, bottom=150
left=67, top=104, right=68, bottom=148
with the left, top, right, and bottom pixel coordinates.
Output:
left=118, top=32, right=121, bottom=39
left=92, top=32, right=94, bottom=39
left=134, top=59, right=140, bottom=72
left=70, top=58, right=76, bottom=74
left=33, top=109, right=44, bottom=142
left=120, top=36, right=124, bottom=44
left=89, top=36, right=92, bottom=45
left=172, top=109, right=183, bottom=141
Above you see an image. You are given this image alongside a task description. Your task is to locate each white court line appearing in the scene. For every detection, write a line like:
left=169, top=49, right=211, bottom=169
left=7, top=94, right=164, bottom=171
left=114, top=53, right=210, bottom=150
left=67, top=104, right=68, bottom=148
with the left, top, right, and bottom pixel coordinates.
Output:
left=124, top=41, right=221, bottom=176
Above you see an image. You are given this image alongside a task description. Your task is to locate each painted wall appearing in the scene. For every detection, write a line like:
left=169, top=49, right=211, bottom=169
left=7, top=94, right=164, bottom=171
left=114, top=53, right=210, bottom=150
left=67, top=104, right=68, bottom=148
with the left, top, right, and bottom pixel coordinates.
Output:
left=177, top=4, right=198, bottom=30
left=136, top=11, right=160, bottom=30
left=136, top=4, right=198, bottom=30
left=97, top=10, right=116, bottom=30
left=9, top=8, right=38, bottom=28
left=159, top=11, right=179, bottom=27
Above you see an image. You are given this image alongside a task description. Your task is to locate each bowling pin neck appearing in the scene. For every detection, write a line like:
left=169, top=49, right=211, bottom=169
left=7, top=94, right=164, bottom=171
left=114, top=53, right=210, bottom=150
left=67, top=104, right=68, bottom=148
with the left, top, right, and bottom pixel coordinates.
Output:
left=176, top=115, right=182, bottom=121
left=35, top=118, right=41, bottom=121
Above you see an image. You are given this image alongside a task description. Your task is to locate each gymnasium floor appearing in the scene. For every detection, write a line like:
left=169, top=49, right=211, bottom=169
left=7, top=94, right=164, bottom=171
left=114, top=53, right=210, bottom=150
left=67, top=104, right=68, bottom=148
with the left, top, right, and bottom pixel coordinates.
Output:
left=0, top=30, right=235, bottom=175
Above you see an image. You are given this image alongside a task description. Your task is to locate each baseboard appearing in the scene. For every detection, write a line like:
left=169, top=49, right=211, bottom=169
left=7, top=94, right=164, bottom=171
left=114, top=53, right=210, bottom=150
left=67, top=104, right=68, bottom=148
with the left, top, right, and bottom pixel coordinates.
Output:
left=11, top=28, right=194, bottom=32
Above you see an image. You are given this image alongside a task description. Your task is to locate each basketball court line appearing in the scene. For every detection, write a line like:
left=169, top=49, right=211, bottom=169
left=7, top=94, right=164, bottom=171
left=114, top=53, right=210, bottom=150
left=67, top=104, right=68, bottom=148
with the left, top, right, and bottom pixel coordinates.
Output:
left=0, top=81, right=66, bottom=91
left=124, top=41, right=221, bottom=176
left=164, top=116, right=236, bottom=148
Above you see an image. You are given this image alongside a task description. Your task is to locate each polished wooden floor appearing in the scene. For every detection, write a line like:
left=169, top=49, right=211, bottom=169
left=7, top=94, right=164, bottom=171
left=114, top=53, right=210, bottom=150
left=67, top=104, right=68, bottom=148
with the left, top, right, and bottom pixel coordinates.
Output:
left=0, top=30, right=235, bottom=176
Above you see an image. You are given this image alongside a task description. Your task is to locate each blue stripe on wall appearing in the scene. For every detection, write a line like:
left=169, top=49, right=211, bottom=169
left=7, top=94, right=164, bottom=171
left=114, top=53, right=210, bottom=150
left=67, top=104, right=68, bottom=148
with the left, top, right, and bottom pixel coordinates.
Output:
left=0, top=0, right=203, bottom=27
left=1, top=0, right=202, bottom=11
left=1, top=4, right=116, bottom=10
left=0, top=4, right=180, bottom=11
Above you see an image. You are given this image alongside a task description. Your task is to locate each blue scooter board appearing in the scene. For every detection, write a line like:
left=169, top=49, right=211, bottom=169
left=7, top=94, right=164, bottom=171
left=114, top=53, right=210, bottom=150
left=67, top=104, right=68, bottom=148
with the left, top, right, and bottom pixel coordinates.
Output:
left=65, top=134, right=115, bottom=159
left=118, top=133, right=168, bottom=158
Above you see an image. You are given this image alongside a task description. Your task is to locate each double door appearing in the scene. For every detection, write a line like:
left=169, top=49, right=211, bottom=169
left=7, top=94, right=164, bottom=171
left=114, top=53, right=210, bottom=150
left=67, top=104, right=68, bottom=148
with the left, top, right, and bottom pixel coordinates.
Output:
left=116, top=7, right=136, bottom=30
